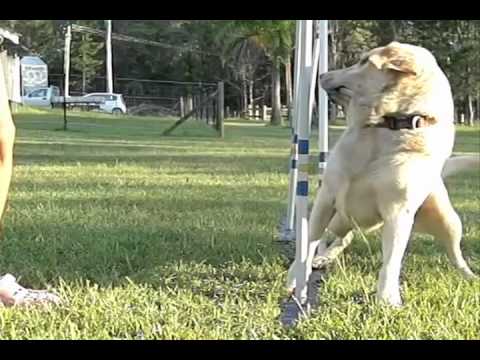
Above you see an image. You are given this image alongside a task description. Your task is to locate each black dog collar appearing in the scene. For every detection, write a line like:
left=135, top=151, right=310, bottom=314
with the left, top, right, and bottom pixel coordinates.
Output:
left=366, top=114, right=433, bottom=130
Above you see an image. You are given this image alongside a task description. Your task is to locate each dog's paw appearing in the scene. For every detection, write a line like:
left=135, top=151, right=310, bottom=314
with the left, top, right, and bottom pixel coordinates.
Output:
left=459, top=268, right=478, bottom=281
left=311, top=255, right=333, bottom=269
left=376, top=292, right=403, bottom=308
left=286, top=277, right=296, bottom=293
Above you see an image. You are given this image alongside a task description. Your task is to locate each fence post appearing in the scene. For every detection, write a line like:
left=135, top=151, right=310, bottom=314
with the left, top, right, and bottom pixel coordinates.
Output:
left=187, top=95, right=193, bottom=114
left=63, top=95, right=68, bottom=130
left=217, top=81, right=224, bottom=138
left=180, top=96, right=185, bottom=117
left=201, top=90, right=206, bottom=121
left=261, top=93, right=266, bottom=121
left=212, top=98, right=217, bottom=125
left=262, top=105, right=267, bottom=121
left=193, top=95, right=197, bottom=120
left=205, top=97, right=210, bottom=124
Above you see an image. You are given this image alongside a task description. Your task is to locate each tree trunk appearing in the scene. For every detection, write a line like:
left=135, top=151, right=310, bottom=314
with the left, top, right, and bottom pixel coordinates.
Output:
left=467, top=94, right=474, bottom=126
left=465, top=64, right=474, bottom=126
left=476, top=94, right=480, bottom=121
left=329, top=20, right=338, bottom=123
left=248, top=79, right=254, bottom=119
left=81, top=34, right=87, bottom=95
left=270, top=59, right=282, bottom=126
left=285, top=57, right=293, bottom=127
left=80, top=65, right=86, bottom=95
left=261, top=85, right=268, bottom=121
left=456, top=105, right=462, bottom=124
left=285, top=57, right=293, bottom=108
left=241, top=72, right=248, bottom=118
left=390, top=20, right=398, bottom=41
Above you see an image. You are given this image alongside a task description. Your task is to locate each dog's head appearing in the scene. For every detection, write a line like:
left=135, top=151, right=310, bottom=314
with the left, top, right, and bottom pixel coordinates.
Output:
left=320, top=41, right=453, bottom=125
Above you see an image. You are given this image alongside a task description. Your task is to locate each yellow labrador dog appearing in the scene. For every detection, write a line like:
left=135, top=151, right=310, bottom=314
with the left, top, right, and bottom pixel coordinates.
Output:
left=286, top=41, right=479, bottom=306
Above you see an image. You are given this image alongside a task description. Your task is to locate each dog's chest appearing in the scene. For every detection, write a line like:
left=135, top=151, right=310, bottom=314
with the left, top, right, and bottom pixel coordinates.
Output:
left=335, top=175, right=382, bottom=227
left=326, top=129, right=383, bottom=225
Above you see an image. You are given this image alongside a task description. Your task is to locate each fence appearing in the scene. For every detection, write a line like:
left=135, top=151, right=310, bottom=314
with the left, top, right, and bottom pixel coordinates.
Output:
left=47, top=74, right=225, bottom=136
left=49, top=74, right=219, bottom=118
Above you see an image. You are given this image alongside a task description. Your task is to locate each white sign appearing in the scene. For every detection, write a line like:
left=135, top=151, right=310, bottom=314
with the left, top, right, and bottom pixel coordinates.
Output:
left=21, top=64, right=48, bottom=95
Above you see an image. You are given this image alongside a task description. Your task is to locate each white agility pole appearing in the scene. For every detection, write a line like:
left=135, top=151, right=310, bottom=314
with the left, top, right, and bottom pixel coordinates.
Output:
left=318, top=20, right=329, bottom=180
left=281, top=19, right=328, bottom=326
left=294, top=20, right=313, bottom=305
left=285, top=21, right=303, bottom=234
left=308, top=21, right=321, bottom=131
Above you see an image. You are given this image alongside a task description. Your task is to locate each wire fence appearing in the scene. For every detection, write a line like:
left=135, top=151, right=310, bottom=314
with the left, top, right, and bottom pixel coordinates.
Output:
left=49, top=74, right=219, bottom=119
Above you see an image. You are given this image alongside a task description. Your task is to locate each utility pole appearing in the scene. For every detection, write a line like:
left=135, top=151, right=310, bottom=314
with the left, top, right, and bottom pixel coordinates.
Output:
left=64, top=22, right=72, bottom=98
left=105, top=20, right=113, bottom=93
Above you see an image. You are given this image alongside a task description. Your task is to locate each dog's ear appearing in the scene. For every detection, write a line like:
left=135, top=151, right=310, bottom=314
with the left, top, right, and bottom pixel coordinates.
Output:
left=375, top=45, right=417, bottom=75
left=370, top=53, right=417, bottom=75
left=368, top=53, right=384, bottom=70
left=384, top=58, right=417, bottom=75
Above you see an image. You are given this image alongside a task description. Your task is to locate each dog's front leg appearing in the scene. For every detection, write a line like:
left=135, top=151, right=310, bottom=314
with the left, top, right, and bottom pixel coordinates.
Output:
left=376, top=210, right=415, bottom=307
left=286, top=185, right=336, bottom=292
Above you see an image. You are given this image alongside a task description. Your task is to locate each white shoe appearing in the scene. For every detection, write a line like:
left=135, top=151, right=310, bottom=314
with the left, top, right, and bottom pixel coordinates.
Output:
left=0, top=273, right=62, bottom=307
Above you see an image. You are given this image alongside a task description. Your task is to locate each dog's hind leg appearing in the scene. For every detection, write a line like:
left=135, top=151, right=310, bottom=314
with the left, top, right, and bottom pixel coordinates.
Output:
left=415, top=183, right=477, bottom=280
left=286, top=185, right=336, bottom=292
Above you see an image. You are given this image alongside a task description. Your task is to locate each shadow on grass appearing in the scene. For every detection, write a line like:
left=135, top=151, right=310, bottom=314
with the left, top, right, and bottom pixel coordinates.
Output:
left=1, top=178, right=291, bottom=291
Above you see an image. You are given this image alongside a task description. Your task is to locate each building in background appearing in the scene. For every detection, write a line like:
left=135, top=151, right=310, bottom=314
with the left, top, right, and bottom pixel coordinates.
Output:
left=0, top=27, right=23, bottom=107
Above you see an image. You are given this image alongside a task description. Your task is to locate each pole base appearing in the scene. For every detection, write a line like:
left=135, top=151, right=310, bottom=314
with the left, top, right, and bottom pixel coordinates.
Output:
left=279, top=268, right=325, bottom=327
left=276, top=215, right=296, bottom=262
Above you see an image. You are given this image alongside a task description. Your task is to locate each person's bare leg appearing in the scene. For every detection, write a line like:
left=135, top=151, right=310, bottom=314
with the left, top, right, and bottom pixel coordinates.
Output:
left=0, top=67, right=61, bottom=307
left=0, top=68, right=15, bottom=229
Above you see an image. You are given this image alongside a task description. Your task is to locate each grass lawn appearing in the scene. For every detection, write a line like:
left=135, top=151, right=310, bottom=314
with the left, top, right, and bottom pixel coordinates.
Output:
left=0, top=108, right=478, bottom=339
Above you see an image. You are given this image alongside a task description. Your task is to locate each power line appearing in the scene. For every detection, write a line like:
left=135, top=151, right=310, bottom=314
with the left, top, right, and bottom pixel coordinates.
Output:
left=50, top=73, right=217, bottom=87
left=70, top=24, right=220, bottom=58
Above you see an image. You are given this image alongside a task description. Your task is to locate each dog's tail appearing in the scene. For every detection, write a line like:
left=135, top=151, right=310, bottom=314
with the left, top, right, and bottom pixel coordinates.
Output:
left=442, top=155, right=480, bottom=178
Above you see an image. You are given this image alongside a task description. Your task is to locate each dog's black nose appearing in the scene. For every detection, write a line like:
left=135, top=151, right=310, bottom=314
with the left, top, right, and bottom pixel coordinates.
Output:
left=319, top=72, right=327, bottom=81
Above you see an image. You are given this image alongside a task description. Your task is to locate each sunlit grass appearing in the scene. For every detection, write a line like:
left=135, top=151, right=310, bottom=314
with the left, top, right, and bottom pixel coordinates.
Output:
left=0, top=109, right=478, bottom=339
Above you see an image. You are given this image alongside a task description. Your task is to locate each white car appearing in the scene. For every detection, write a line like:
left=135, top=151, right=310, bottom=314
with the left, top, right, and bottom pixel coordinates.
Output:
left=22, top=86, right=60, bottom=108
left=83, top=93, right=127, bottom=115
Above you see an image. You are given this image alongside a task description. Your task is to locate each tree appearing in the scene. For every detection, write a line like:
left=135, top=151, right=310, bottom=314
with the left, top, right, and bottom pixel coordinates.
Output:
left=219, top=20, right=295, bottom=125
left=70, top=33, right=104, bottom=94
left=2, top=20, right=477, bottom=124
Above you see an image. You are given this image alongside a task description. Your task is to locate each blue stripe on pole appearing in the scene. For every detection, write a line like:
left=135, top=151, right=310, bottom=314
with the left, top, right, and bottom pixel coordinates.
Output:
left=297, top=181, right=308, bottom=196
left=319, top=151, right=328, bottom=162
left=298, top=139, right=309, bottom=155
left=293, top=134, right=298, bottom=144
left=291, top=159, right=297, bottom=169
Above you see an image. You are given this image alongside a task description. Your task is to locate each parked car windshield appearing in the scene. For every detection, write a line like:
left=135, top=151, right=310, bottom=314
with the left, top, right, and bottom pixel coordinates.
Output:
left=29, top=89, right=47, bottom=97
